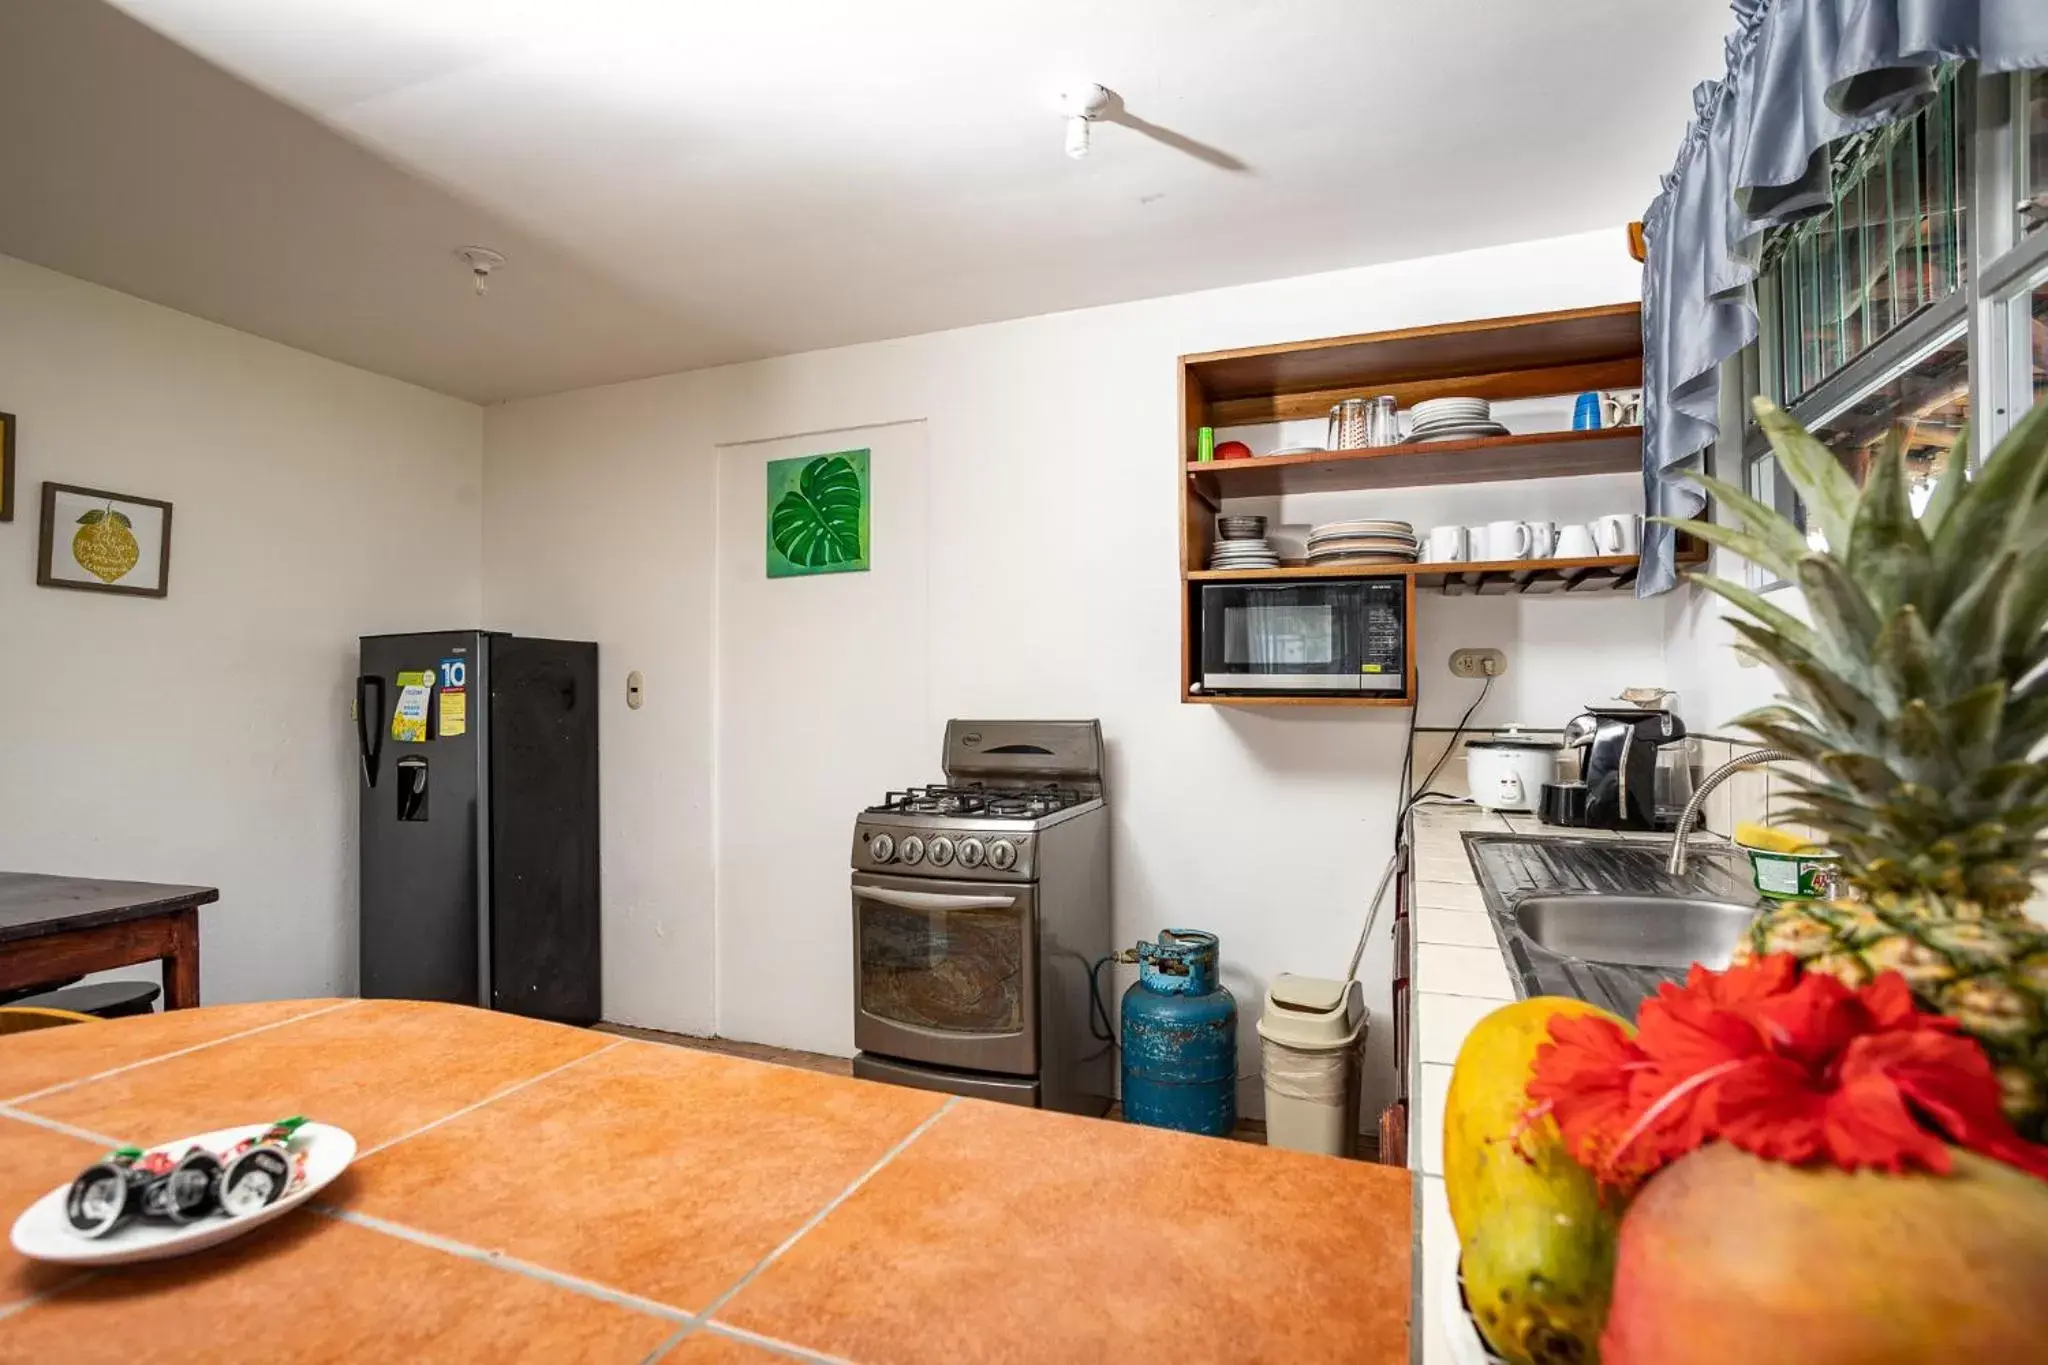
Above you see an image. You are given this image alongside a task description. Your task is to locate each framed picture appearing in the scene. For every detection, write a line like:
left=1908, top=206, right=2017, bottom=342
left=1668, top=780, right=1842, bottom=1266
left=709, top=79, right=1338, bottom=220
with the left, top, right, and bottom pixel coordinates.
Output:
left=766, top=448, right=870, bottom=578
left=37, top=482, right=173, bottom=598
left=0, top=412, right=14, bottom=522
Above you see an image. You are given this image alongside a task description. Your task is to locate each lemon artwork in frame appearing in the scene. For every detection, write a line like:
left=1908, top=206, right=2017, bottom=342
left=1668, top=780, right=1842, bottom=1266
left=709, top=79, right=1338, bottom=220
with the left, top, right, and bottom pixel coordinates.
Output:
left=766, top=448, right=869, bottom=578
left=36, top=482, right=174, bottom=598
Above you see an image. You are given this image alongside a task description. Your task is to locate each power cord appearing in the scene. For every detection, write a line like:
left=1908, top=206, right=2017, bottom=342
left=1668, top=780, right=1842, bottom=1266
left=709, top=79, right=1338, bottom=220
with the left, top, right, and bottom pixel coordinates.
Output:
left=1402, top=670, right=1495, bottom=827
left=1088, top=954, right=1118, bottom=1043
left=1345, top=667, right=1497, bottom=984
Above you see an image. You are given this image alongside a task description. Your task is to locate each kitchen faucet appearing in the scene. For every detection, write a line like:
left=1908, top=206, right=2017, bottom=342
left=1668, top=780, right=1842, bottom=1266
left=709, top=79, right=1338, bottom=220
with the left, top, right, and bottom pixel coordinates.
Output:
left=1667, top=749, right=1795, bottom=876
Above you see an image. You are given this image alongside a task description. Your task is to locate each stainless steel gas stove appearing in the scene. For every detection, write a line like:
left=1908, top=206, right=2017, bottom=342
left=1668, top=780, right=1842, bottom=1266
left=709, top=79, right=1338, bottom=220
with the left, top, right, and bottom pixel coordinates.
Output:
left=849, top=719, right=1112, bottom=1114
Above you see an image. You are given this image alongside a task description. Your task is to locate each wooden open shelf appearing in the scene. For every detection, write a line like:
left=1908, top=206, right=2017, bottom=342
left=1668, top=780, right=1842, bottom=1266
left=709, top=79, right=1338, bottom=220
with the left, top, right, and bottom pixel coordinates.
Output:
left=1187, top=550, right=1676, bottom=590
left=1186, top=427, right=1641, bottom=500
left=1185, top=694, right=1415, bottom=708
left=1187, top=545, right=1707, bottom=597
left=1186, top=302, right=1643, bottom=428
left=1176, top=301, right=1658, bottom=707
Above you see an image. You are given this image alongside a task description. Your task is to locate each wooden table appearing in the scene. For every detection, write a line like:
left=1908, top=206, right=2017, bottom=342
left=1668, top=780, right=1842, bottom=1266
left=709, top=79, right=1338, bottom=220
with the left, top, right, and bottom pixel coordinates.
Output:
left=0, top=874, right=216, bottom=1009
left=0, top=999, right=1412, bottom=1363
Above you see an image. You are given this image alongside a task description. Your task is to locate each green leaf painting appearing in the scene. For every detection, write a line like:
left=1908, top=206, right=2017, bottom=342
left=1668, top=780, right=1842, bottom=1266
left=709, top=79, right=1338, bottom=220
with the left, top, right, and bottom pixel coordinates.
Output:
left=767, top=449, right=869, bottom=578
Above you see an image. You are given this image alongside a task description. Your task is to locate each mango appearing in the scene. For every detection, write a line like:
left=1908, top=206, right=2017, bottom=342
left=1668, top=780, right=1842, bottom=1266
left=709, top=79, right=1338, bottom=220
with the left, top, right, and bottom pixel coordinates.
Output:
left=1602, top=1142, right=2048, bottom=1365
left=1444, top=997, right=1629, bottom=1365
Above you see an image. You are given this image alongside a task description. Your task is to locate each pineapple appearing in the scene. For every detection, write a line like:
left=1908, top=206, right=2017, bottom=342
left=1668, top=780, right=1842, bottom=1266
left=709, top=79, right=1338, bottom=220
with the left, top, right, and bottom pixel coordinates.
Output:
left=1670, top=396, right=2048, bottom=1140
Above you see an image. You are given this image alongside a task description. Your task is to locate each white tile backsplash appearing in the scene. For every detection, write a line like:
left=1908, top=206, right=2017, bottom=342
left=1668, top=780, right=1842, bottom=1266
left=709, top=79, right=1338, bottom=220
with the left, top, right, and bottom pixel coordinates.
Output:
left=1415, top=909, right=1500, bottom=948
left=1421, top=1174, right=1455, bottom=1365
left=1412, top=879, right=1490, bottom=913
left=1415, top=943, right=1515, bottom=999
left=1417, top=991, right=1503, bottom=1065
left=1412, top=854, right=1483, bottom=882
left=1419, top=1063, right=1453, bottom=1175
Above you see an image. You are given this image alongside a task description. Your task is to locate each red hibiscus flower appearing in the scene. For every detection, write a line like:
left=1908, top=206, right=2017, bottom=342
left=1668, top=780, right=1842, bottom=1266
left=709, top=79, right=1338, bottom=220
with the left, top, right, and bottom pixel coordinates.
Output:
left=1525, top=955, right=2048, bottom=1188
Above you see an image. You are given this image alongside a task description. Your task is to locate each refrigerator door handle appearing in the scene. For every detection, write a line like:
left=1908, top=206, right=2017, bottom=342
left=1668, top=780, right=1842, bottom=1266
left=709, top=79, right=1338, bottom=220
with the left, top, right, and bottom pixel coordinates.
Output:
left=356, top=674, right=386, bottom=788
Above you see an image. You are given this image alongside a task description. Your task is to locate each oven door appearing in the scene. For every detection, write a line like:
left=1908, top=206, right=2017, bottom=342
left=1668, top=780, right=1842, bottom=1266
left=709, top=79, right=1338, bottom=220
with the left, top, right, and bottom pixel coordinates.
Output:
left=852, top=872, right=1037, bottom=1077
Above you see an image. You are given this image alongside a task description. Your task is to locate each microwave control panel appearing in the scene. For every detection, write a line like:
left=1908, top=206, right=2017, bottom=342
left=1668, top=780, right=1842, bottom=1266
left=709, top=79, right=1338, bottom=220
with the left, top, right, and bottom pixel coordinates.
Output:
left=1358, top=579, right=1407, bottom=692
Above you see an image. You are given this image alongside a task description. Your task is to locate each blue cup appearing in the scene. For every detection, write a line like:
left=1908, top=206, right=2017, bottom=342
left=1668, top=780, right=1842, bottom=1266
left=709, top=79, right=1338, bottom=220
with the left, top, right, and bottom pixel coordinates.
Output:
left=1573, top=392, right=1603, bottom=431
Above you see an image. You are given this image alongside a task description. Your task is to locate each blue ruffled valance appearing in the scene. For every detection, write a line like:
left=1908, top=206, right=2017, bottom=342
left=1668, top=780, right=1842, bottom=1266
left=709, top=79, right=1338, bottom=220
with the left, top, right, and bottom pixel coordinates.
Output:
left=1637, top=0, right=2048, bottom=596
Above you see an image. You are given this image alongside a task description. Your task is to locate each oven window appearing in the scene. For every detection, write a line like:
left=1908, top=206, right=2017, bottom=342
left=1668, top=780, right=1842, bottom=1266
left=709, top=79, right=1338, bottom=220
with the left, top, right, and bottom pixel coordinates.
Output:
left=1223, top=602, right=1335, bottom=668
left=859, top=902, right=1024, bottom=1034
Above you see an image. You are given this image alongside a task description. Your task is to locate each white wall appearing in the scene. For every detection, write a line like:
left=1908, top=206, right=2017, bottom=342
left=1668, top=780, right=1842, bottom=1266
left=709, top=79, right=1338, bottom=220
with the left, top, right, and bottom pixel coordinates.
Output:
left=0, top=252, right=482, bottom=1002
left=1658, top=358, right=1795, bottom=735
left=482, top=227, right=1671, bottom=1122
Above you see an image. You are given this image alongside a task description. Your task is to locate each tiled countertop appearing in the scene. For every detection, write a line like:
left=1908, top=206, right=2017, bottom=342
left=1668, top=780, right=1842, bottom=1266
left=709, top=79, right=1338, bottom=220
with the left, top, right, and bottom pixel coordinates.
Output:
left=0, top=998, right=1413, bottom=1364
left=1403, top=804, right=1725, bottom=1364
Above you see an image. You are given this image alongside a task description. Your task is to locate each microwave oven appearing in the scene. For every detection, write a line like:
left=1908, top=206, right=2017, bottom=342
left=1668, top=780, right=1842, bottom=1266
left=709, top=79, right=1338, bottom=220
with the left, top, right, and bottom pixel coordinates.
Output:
left=1198, top=578, right=1409, bottom=697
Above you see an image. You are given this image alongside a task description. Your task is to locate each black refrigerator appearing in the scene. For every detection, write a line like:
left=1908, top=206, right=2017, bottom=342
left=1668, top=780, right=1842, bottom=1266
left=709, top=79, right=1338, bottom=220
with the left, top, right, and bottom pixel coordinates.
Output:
left=356, top=631, right=600, bottom=1025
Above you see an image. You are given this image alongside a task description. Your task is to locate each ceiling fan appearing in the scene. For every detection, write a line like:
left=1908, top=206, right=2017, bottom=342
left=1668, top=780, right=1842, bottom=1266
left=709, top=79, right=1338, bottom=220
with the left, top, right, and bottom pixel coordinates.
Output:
left=1054, top=84, right=1248, bottom=172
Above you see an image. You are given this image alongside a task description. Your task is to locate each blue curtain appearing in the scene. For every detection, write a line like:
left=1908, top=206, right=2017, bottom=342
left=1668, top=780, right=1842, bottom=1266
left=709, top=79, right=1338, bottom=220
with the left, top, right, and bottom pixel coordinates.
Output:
left=1637, top=0, right=2048, bottom=596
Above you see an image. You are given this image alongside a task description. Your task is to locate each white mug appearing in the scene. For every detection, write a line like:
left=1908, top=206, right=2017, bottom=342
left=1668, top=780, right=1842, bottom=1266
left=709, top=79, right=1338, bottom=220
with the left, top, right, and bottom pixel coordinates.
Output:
left=1523, top=520, right=1557, bottom=558
left=1593, top=513, right=1640, bottom=556
left=1555, top=523, right=1598, bottom=557
left=1466, top=526, right=1489, bottom=561
left=1425, top=525, right=1468, bottom=563
left=1482, top=520, right=1531, bottom=562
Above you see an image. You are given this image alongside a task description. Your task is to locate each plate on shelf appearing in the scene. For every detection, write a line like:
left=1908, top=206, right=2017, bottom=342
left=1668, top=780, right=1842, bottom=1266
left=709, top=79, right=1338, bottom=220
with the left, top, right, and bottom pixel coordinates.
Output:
left=1310, top=519, right=1414, bottom=536
left=1307, top=540, right=1416, bottom=554
left=1305, top=553, right=1414, bottom=568
left=1402, top=423, right=1511, bottom=444
left=1259, top=445, right=1328, bottom=458
left=11, top=1122, right=354, bottom=1267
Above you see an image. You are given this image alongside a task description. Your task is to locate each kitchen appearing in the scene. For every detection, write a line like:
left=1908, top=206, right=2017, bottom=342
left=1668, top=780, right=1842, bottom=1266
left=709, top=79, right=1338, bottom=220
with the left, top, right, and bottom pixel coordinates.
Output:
left=4, top=2, right=2048, bottom=1363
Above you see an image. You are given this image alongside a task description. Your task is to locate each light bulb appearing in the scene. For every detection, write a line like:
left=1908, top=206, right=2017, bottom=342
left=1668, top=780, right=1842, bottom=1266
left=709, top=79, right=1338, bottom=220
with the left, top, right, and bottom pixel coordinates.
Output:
left=1065, top=115, right=1090, bottom=160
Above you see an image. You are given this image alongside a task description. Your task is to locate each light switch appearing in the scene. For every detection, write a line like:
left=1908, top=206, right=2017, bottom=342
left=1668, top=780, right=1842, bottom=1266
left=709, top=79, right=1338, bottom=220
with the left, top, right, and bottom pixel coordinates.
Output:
left=626, top=670, right=645, bottom=710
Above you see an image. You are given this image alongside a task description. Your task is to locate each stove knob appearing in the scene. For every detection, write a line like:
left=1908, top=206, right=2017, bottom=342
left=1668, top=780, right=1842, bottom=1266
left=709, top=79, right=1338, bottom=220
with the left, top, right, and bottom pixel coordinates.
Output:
left=927, top=836, right=955, bottom=867
left=899, top=835, right=924, bottom=866
left=868, top=833, right=895, bottom=863
left=987, top=839, right=1017, bottom=871
left=956, top=837, right=986, bottom=869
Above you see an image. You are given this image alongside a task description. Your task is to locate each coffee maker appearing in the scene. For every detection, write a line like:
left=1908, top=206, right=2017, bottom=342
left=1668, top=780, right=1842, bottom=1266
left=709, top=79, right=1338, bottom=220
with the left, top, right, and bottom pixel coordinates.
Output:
left=1563, top=707, right=1689, bottom=831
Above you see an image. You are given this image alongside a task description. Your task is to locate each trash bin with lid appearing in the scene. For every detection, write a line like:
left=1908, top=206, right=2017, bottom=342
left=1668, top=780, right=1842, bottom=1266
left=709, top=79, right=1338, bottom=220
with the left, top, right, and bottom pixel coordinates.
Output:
left=1256, top=974, right=1367, bottom=1157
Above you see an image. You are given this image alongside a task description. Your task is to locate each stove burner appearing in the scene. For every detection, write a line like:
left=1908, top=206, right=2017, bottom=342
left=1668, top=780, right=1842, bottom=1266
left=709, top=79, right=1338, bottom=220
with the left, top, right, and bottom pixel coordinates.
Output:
left=866, top=784, right=1086, bottom=820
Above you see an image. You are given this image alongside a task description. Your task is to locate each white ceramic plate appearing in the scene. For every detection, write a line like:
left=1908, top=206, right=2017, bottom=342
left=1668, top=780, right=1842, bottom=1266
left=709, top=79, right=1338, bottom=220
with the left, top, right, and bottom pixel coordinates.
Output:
left=1411, top=398, right=1489, bottom=420
left=1402, top=424, right=1510, bottom=444
left=1260, top=445, right=1327, bottom=457
left=1307, top=553, right=1414, bottom=565
left=10, top=1122, right=355, bottom=1267
left=1311, top=521, right=1414, bottom=536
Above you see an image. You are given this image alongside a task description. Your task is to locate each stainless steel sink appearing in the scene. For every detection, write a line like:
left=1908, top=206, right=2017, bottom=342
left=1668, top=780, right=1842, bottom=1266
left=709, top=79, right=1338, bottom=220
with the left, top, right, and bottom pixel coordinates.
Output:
left=1512, top=894, right=1756, bottom=971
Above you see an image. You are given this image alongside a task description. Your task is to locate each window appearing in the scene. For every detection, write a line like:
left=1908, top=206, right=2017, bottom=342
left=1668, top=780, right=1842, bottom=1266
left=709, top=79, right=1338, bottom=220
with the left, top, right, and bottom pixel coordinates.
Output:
left=1807, top=327, right=1968, bottom=518
left=1754, top=72, right=1969, bottom=407
left=1731, top=65, right=2048, bottom=590
left=2022, top=70, right=2048, bottom=239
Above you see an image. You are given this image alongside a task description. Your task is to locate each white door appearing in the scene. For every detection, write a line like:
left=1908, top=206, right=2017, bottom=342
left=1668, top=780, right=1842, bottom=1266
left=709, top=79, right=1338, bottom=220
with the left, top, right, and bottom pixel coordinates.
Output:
left=714, top=421, right=930, bottom=1054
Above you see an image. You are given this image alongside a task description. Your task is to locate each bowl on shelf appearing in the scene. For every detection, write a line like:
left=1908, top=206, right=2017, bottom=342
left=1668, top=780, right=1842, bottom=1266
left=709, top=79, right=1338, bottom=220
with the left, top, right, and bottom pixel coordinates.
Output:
left=1216, top=515, right=1268, bottom=540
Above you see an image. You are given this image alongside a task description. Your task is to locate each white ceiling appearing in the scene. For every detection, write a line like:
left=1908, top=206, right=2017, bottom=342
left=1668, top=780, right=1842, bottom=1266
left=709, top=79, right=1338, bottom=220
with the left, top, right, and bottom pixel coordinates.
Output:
left=0, top=1, right=1727, bottom=403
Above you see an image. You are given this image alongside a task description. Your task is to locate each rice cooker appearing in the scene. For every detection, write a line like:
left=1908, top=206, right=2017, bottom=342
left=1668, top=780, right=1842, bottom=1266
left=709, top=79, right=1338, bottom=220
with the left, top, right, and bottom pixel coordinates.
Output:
left=1466, top=729, right=1560, bottom=812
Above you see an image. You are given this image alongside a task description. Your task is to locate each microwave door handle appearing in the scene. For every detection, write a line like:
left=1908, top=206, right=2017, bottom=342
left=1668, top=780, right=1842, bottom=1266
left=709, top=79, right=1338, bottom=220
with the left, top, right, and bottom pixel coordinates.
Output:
left=858, top=886, right=1019, bottom=913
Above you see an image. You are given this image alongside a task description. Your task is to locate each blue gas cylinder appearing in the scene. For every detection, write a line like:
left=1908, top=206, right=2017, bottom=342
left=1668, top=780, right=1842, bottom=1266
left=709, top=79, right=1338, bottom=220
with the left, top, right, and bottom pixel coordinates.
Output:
left=1120, top=929, right=1237, bottom=1137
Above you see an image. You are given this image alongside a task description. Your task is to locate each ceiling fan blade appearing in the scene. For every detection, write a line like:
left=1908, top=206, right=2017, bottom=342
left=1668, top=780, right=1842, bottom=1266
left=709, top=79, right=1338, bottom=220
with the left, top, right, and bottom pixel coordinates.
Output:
left=1104, top=110, right=1249, bottom=173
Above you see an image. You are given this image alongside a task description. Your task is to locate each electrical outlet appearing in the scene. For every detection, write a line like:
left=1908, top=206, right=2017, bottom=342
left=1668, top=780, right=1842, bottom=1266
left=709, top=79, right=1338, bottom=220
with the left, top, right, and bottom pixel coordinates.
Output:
left=1449, top=648, right=1506, bottom=679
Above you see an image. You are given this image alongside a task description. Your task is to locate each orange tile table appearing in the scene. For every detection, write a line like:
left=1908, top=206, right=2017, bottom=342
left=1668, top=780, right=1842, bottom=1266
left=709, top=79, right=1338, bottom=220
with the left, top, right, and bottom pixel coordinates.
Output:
left=0, top=999, right=1411, bottom=1363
